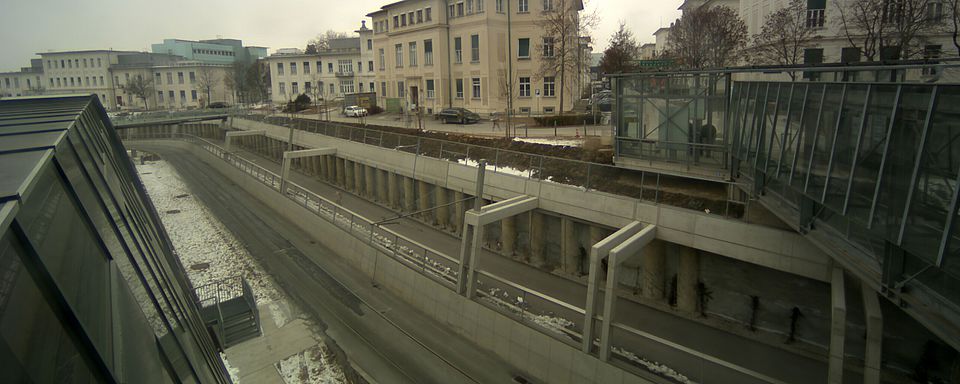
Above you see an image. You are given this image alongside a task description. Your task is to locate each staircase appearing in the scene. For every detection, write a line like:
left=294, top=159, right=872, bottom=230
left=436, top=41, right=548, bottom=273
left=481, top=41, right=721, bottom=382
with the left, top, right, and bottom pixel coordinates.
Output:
left=195, top=276, right=262, bottom=349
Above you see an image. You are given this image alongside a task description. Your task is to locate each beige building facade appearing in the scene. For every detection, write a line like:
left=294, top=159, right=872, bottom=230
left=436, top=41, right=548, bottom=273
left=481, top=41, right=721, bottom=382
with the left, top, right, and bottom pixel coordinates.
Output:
left=368, top=0, right=587, bottom=116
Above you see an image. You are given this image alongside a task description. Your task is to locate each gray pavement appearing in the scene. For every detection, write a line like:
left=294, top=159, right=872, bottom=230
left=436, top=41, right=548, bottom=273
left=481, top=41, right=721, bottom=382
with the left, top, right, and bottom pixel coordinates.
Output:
left=137, top=143, right=522, bottom=384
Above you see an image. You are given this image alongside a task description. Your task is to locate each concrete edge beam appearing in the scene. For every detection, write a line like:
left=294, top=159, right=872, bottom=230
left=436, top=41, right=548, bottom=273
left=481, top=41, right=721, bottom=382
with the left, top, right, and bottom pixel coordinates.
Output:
left=464, top=195, right=539, bottom=227
left=225, top=130, right=266, bottom=151
left=599, top=224, right=657, bottom=361
left=282, top=147, right=337, bottom=159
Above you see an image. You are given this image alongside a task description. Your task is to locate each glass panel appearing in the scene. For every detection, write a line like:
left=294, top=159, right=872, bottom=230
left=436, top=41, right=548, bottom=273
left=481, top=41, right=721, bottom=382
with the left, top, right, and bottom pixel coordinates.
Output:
left=777, top=84, right=808, bottom=182
left=806, top=84, right=844, bottom=199
left=873, top=85, right=933, bottom=241
left=902, top=87, right=960, bottom=264
left=16, top=166, right=113, bottom=365
left=824, top=84, right=869, bottom=212
left=848, top=85, right=899, bottom=226
left=0, top=230, right=98, bottom=383
left=756, top=83, right=782, bottom=174
left=766, top=83, right=793, bottom=177
left=791, top=84, right=825, bottom=189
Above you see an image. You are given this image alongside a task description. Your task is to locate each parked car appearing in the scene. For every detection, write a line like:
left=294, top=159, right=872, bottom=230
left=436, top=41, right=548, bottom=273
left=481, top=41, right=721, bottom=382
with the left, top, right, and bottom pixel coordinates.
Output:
left=439, top=108, right=480, bottom=124
left=207, top=102, right=230, bottom=109
left=343, top=105, right=368, bottom=117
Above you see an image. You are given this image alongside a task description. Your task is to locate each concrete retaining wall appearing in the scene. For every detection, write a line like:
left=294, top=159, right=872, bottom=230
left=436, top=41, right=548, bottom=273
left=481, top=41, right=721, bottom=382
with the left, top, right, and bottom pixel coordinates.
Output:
left=232, top=118, right=832, bottom=283
left=139, top=139, right=655, bottom=384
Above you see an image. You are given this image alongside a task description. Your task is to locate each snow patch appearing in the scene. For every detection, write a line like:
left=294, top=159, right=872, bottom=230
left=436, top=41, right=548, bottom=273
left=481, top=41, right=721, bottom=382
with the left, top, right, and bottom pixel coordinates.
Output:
left=220, top=352, right=241, bottom=383
left=479, top=287, right=575, bottom=336
left=611, top=346, right=695, bottom=384
left=457, top=158, right=532, bottom=178
left=513, top=137, right=583, bottom=147
left=276, top=344, right=347, bottom=384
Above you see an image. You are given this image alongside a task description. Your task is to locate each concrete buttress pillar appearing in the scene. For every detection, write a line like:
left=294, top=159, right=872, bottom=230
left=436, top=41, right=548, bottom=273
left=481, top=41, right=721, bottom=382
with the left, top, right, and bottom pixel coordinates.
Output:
left=418, top=180, right=432, bottom=224
left=377, top=169, right=388, bottom=203
left=453, top=191, right=465, bottom=235
left=336, top=158, right=346, bottom=187
left=501, top=216, right=516, bottom=257
left=436, top=186, right=449, bottom=228
left=344, top=160, right=355, bottom=192
left=530, top=212, right=546, bottom=267
left=862, top=281, right=883, bottom=384
left=642, top=239, right=666, bottom=301
left=403, top=177, right=415, bottom=212
left=388, top=172, right=400, bottom=209
left=677, top=246, right=700, bottom=313
left=354, top=162, right=363, bottom=194
left=561, top=218, right=578, bottom=275
left=364, top=165, right=375, bottom=199
left=828, top=267, right=847, bottom=384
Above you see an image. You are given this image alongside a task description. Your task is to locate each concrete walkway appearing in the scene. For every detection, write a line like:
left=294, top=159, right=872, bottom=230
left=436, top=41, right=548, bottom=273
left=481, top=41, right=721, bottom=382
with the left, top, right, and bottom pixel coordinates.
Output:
left=225, top=304, right=316, bottom=384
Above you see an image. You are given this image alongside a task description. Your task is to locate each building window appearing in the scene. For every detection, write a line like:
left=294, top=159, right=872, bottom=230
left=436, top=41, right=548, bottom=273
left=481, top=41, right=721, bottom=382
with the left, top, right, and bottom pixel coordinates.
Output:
left=544, top=106, right=555, bottom=114
left=409, top=42, right=418, bottom=67
left=394, top=15, right=400, bottom=29
left=543, top=76, right=555, bottom=96
left=457, top=2, right=465, bottom=16
left=304, top=61, right=311, bottom=74
left=471, top=35, right=480, bottom=62
left=370, top=82, right=375, bottom=91
left=279, top=82, right=286, bottom=94
left=49, top=78, right=54, bottom=87
left=518, top=0, right=529, bottom=13
left=379, top=48, right=386, bottom=70
left=188, top=71, right=195, bottom=84
left=519, top=77, right=531, bottom=97
left=154, top=73, right=161, bottom=84
left=543, top=0, right=553, bottom=11
left=467, top=0, right=474, bottom=13
left=519, top=106, right=531, bottom=114
left=368, top=61, right=374, bottom=72
left=82, top=58, right=87, bottom=67
left=97, top=58, right=102, bottom=67
left=478, top=0, right=484, bottom=12
left=305, top=81, right=312, bottom=93
left=924, top=45, right=943, bottom=75
left=158, top=91, right=164, bottom=103
left=338, top=59, right=353, bottom=74
left=417, top=9, right=424, bottom=23
left=426, top=7, right=432, bottom=21
left=395, top=44, right=404, bottom=67
left=317, top=61, right=322, bottom=72
left=424, top=40, right=434, bottom=66
left=56, top=78, right=61, bottom=87
left=456, top=79, right=464, bottom=98
left=328, top=63, right=334, bottom=73
left=168, top=90, right=175, bottom=101
left=401, top=13, right=407, bottom=26
left=177, top=72, right=184, bottom=84
left=277, top=62, right=284, bottom=75
left=518, top=38, right=530, bottom=58
left=180, top=90, right=186, bottom=104
left=84, top=77, right=89, bottom=86
left=449, top=4, right=456, bottom=18
left=291, top=62, right=297, bottom=75
left=455, top=37, right=463, bottom=63
left=60, top=60, right=65, bottom=68
left=166, top=72, right=173, bottom=84
left=381, top=81, right=387, bottom=96
left=367, top=39, right=373, bottom=51
left=398, top=81, right=406, bottom=98
left=926, top=1, right=944, bottom=21
left=191, top=90, right=198, bottom=101
left=99, top=76, right=104, bottom=85
left=426, top=79, right=435, bottom=98
left=497, top=0, right=504, bottom=12
left=472, top=78, right=481, bottom=98
left=543, top=37, right=555, bottom=57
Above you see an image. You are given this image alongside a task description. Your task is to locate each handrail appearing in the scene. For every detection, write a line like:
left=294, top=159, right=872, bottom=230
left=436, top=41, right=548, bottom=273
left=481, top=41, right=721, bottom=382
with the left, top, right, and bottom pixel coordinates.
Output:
left=475, top=269, right=586, bottom=315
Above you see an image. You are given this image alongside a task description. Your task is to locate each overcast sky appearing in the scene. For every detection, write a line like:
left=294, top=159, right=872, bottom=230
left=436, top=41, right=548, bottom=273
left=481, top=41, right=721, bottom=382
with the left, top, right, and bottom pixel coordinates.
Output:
left=0, top=0, right=680, bottom=71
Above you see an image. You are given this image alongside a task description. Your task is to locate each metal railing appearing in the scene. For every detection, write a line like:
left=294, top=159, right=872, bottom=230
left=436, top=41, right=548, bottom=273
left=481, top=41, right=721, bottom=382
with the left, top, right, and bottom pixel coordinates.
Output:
left=125, top=132, right=791, bottom=383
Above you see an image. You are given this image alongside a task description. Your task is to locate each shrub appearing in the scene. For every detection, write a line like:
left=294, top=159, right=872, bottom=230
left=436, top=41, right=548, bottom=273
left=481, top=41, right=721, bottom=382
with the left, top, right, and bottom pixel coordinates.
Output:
left=283, top=94, right=312, bottom=113
left=533, top=114, right=600, bottom=127
left=368, top=105, right=384, bottom=115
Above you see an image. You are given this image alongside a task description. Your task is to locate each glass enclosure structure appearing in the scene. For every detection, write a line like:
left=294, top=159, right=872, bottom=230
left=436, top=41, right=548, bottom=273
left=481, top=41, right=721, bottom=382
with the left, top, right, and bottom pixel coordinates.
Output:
left=730, top=81, right=960, bottom=335
left=0, top=96, right=230, bottom=383
left=613, top=73, right=731, bottom=178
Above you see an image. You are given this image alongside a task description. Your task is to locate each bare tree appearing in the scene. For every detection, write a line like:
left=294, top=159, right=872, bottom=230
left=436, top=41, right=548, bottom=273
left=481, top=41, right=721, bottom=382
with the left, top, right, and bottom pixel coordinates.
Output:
left=536, top=0, right=598, bottom=116
left=751, top=0, right=820, bottom=79
left=949, top=0, right=960, bottom=55
left=195, top=66, right=218, bottom=107
left=667, top=5, right=748, bottom=69
left=224, top=61, right=247, bottom=104
left=122, top=72, right=154, bottom=110
left=599, top=21, right=640, bottom=76
left=307, top=30, right=353, bottom=52
left=836, top=0, right=942, bottom=61
left=245, top=60, right=270, bottom=103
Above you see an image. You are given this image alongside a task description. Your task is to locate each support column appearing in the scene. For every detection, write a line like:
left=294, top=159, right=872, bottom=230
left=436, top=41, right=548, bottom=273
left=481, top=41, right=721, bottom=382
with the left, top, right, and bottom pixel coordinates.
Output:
left=354, top=161, right=363, bottom=194
left=436, top=186, right=450, bottom=228
left=501, top=216, right=516, bottom=257
left=336, top=157, right=346, bottom=186
left=453, top=191, right=465, bottom=235
left=388, top=172, right=400, bottom=209
left=377, top=170, right=389, bottom=203
left=676, top=246, right=700, bottom=313
left=326, top=156, right=335, bottom=182
left=365, top=165, right=375, bottom=199
left=403, top=176, right=415, bottom=212
left=642, top=239, right=666, bottom=301
left=561, top=218, right=578, bottom=275
left=828, top=267, right=847, bottom=384
left=862, top=282, right=883, bottom=384
left=344, top=160, right=355, bottom=192
left=530, top=211, right=546, bottom=267
left=418, top=180, right=432, bottom=223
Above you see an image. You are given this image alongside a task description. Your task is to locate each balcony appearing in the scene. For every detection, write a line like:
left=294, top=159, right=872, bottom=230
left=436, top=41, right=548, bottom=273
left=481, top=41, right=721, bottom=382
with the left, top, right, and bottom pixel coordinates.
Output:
left=335, top=71, right=355, bottom=77
left=806, top=8, right=826, bottom=28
